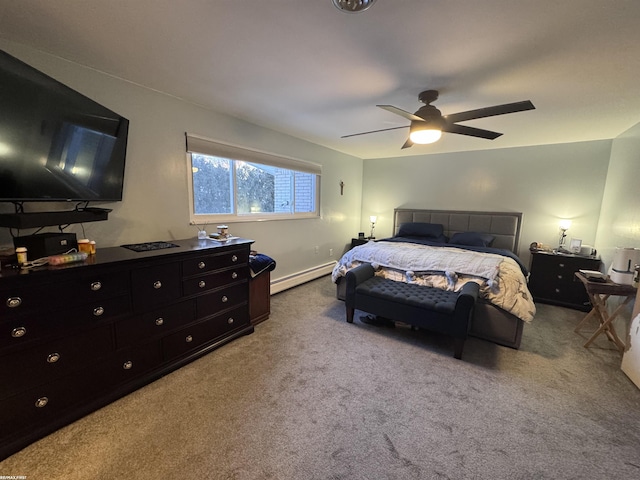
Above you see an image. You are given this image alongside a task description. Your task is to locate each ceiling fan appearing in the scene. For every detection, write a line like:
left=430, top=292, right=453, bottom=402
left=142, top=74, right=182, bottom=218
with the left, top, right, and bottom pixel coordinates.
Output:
left=342, top=90, right=535, bottom=149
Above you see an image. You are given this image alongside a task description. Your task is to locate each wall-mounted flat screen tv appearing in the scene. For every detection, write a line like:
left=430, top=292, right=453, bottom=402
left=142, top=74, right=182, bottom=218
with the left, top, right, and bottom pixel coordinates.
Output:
left=0, top=49, right=129, bottom=202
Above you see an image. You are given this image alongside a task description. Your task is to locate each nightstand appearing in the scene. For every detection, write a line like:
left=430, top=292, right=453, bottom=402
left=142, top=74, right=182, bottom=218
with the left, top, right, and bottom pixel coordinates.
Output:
left=528, top=251, right=602, bottom=311
left=351, top=238, right=370, bottom=249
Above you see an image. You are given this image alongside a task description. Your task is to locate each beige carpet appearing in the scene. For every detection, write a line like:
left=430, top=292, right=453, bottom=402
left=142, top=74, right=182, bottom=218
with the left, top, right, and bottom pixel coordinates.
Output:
left=1, top=275, right=639, bottom=479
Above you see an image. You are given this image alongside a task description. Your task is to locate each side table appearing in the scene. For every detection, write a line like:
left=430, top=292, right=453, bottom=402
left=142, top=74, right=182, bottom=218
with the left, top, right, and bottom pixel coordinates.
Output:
left=574, top=272, right=637, bottom=352
left=528, top=251, right=601, bottom=311
left=250, top=270, right=271, bottom=325
left=351, top=238, right=370, bottom=249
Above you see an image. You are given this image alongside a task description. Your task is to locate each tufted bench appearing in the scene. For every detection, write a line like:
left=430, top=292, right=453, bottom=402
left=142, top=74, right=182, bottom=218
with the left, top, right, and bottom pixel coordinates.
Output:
left=345, top=263, right=479, bottom=359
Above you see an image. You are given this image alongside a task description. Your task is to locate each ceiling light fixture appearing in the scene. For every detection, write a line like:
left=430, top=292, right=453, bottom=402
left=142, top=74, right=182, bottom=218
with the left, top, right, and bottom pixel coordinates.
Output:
left=332, top=0, right=377, bottom=13
left=409, top=121, right=442, bottom=144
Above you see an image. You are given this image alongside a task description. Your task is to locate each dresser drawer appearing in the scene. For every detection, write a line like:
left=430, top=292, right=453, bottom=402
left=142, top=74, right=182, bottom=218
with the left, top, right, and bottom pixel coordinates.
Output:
left=73, top=269, right=131, bottom=300
left=0, top=325, right=114, bottom=400
left=131, top=262, right=181, bottom=312
left=100, top=342, right=163, bottom=387
left=182, top=249, right=248, bottom=276
left=0, top=269, right=130, bottom=317
left=530, top=281, right=588, bottom=304
left=196, top=283, right=248, bottom=319
left=0, top=362, right=114, bottom=440
left=115, top=300, right=196, bottom=347
left=1, top=282, right=63, bottom=317
left=538, top=258, right=585, bottom=279
left=0, top=340, right=162, bottom=442
left=162, top=305, right=248, bottom=360
left=0, top=294, right=130, bottom=350
left=182, top=267, right=248, bottom=296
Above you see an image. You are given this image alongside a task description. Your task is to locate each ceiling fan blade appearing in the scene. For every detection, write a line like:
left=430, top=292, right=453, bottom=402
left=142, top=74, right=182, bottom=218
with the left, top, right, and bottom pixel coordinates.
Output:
left=377, top=105, right=425, bottom=122
left=341, top=125, right=408, bottom=139
left=442, top=123, right=503, bottom=140
left=401, top=138, right=413, bottom=149
left=444, top=100, right=535, bottom=124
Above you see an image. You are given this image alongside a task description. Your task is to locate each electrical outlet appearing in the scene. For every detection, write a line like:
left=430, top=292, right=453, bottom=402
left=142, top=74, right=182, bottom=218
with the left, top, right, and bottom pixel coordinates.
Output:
left=314, top=246, right=319, bottom=255
left=329, top=248, right=334, bottom=256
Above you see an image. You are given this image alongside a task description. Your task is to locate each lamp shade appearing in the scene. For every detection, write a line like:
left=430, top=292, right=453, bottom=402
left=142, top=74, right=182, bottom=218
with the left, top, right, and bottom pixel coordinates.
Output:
left=369, top=215, right=377, bottom=223
left=559, top=219, right=572, bottom=230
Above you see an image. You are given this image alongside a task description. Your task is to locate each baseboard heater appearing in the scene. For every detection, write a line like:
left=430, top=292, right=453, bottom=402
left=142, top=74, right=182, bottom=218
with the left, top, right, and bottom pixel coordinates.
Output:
left=270, top=262, right=335, bottom=295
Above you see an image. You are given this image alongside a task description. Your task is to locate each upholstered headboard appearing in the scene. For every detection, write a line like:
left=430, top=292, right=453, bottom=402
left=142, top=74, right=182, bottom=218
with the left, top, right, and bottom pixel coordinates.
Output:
left=393, top=209, right=523, bottom=254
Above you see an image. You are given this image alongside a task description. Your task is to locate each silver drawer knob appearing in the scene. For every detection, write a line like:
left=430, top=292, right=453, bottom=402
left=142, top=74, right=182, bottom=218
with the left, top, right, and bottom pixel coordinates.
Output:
left=35, top=397, right=49, bottom=408
left=557, top=275, right=563, bottom=280
left=6, top=297, right=22, bottom=308
left=227, top=317, right=234, bottom=325
left=221, top=295, right=228, bottom=303
left=155, top=317, right=164, bottom=326
left=47, top=353, right=60, bottom=363
left=555, top=288, right=561, bottom=293
left=231, top=272, right=238, bottom=279
left=559, top=263, right=565, bottom=268
left=93, top=306, right=105, bottom=316
left=123, top=361, right=133, bottom=370
left=153, top=280, right=162, bottom=289
left=11, top=327, right=27, bottom=338
left=198, top=261, right=206, bottom=269
left=231, top=255, right=238, bottom=262
left=90, top=281, right=102, bottom=291
left=199, top=280, right=206, bottom=288
left=185, top=335, right=193, bottom=343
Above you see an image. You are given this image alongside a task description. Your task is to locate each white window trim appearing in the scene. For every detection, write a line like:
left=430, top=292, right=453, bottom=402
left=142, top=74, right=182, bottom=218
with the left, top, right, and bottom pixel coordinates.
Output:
left=185, top=133, right=321, bottom=224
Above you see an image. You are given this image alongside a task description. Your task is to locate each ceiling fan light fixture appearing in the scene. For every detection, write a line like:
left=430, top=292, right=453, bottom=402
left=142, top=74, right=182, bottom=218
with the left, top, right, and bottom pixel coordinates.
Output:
left=332, top=0, right=377, bottom=13
left=342, top=89, right=535, bottom=149
left=409, top=123, right=442, bottom=144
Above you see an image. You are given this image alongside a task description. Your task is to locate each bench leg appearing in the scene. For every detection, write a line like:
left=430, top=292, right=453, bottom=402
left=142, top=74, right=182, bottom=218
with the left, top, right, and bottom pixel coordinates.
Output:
left=346, top=306, right=355, bottom=323
left=453, top=337, right=465, bottom=360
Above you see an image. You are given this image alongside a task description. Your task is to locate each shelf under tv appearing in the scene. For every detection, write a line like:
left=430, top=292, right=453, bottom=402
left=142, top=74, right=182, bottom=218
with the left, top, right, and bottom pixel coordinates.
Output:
left=0, top=209, right=110, bottom=229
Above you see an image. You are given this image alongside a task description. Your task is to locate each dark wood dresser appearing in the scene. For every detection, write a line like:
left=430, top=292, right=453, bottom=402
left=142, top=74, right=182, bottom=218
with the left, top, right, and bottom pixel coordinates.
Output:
left=528, top=251, right=601, bottom=311
left=0, top=238, right=254, bottom=460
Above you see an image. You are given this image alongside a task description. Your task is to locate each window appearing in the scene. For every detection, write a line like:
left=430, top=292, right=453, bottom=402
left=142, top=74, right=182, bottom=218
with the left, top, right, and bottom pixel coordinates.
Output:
left=186, top=134, right=321, bottom=224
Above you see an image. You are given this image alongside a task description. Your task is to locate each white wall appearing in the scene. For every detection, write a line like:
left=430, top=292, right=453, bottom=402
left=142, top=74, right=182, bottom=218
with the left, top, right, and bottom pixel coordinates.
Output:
left=596, top=121, right=640, bottom=380
left=361, top=140, right=612, bottom=266
left=0, top=42, right=363, bottom=282
left=595, top=121, right=640, bottom=269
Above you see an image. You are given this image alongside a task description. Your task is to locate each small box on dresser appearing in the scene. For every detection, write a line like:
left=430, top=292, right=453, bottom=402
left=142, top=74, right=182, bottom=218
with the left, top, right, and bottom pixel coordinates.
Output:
left=528, top=251, right=602, bottom=311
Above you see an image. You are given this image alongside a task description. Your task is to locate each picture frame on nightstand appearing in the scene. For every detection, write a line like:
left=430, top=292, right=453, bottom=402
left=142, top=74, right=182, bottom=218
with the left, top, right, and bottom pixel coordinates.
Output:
left=570, top=238, right=582, bottom=253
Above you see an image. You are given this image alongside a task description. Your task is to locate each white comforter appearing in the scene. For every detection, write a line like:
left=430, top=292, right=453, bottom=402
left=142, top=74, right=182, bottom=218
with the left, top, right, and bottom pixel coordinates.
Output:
left=332, top=240, right=536, bottom=323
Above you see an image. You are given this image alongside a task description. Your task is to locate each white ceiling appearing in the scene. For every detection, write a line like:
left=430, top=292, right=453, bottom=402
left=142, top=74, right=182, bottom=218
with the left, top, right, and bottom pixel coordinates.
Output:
left=1, top=0, right=639, bottom=159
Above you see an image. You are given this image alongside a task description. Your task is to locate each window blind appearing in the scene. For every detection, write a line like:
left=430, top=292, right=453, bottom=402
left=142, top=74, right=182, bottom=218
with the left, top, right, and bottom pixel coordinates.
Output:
left=185, top=133, right=321, bottom=175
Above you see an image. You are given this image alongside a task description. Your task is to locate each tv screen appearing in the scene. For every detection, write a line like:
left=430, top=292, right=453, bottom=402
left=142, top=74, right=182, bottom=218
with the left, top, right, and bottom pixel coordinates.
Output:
left=0, top=49, right=128, bottom=202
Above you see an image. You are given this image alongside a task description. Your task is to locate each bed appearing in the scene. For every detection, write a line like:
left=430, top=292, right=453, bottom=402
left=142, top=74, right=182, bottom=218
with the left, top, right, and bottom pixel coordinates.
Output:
left=333, top=209, right=536, bottom=349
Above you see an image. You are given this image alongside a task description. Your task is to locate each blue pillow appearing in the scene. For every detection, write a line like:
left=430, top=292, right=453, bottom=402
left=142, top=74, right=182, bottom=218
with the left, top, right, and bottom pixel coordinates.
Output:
left=398, top=222, right=444, bottom=238
left=401, top=234, right=449, bottom=244
left=430, top=234, right=449, bottom=244
left=450, top=232, right=495, bottom=247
